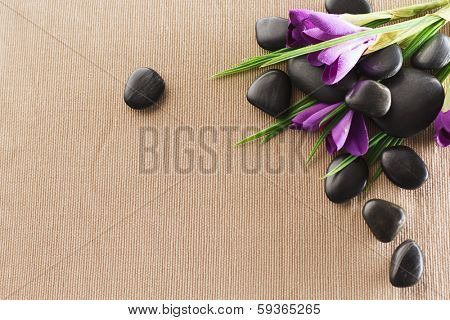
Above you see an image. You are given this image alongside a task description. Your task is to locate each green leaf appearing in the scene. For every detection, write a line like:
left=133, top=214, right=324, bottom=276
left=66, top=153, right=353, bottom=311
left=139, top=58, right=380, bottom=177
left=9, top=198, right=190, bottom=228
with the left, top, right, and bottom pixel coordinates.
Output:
left=341, top=0, right=449, bottom=26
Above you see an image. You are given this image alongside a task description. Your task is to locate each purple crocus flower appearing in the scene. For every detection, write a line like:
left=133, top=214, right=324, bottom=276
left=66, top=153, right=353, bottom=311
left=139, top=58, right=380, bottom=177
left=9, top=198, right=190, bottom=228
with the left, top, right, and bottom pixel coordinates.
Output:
left=291, top=102, right=369, bottom=156
left=287, top=9, right=376, bottom=85
left=434, top=111, right=450, bottom=147
left=326, top=110, right=368, bottom=156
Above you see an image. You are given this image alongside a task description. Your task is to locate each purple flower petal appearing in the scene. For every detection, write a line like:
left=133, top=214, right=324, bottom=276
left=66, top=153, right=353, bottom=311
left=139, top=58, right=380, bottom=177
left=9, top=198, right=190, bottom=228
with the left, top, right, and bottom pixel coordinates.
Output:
left=434, top=111, right=450, bottom=147
left=326, top=110, right=354, bottom=154
left=303, top=28, right=337, bottom=43
left=306, top=11, right=360, bottom=35
left=307, top=51, right=324, bottom=66
left=322, top=41, right=371, bottom=84
left=343, top=112, right=369, bottom=156
left=289, top=9, right=312, bottom=25
left=291, top=102, right=340, bottom=132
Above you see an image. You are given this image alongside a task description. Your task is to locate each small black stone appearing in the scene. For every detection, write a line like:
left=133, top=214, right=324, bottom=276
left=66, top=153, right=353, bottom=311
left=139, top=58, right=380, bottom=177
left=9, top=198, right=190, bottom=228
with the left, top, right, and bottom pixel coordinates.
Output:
left=363, top=199, right=406, bottom=243
left=374, top=68, right=445, bottom=138
left=325, top=155, right=369, bottom=204
left=381, top=146, right=429, bottom=190
left=325, top=0, right=372, bottom=14
left=247, top=70, right=292, bottom=118
left=288, top=57, right=357, bottom=103
left=256, top=17, right=289, bottom=52
left=345, top=80, right=391, bottom=118
left=390, top=240, right=424, bottom=288
left=124, top=68, right=165, bottom=110
left=358, top=45, right=403, bottom=80
left=411, top=33, right=450, bottom=70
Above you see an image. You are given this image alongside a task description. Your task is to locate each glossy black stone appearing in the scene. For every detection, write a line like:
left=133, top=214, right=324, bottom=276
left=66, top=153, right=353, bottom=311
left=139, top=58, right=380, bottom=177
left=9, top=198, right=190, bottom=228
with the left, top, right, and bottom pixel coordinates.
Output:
left=325, top=155, right=369, bottom=204
left=124, top=68, right=165, bottom=110
left=288, top=57, right=358, bottom=103
left=247, top=70, right=292, bottom=118
left=411, top=33, right=450, bottom=70
left=390, top=240, right=424, bottom=288
left=325, top=0, right=372, bottom=14
left=256, top=17, right=289, bottom=52
left=345, top=80, right=391, bottom=118
left=358, top=45, right=403, bottom=80
left=363, top=199, right=406, bottom=243
left=381, top=146, right=429, bottom=190
left=374, top=68, right=445, bottom=138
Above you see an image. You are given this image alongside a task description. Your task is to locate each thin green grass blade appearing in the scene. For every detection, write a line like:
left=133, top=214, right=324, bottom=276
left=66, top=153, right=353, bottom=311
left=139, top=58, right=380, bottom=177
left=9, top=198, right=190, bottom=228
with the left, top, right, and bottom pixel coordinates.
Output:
left=235, top=96, right=317, bottom=146
left=402, top=19, right=446, bottom=59
left=322, top=132, right=387, bottom=178
left=322, top=155, right=357, bottom=179
left=436, top=62, right=450, bottom=82
left=365, top=137, right=404, bottom=190
left=368, top=136, right=395, bottom=165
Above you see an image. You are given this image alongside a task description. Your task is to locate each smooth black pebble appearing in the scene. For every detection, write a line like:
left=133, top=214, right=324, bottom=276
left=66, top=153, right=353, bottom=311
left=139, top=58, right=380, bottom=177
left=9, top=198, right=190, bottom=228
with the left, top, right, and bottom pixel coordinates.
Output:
left=288, top=57, right=357, bottom=103
left=247, top=70, right=292, bottom=118
left=359, top=45, right=403, bottom=80
left=390, top=240, right=424, bottom=288
left=256, top=17, right=289, bottom=52
left=325, top=155, right=368, bottom=204
left=381, top=146, right=429, bottom=190
left=124, top=68, right=165, bottom=110
left=345, top=80, right=391, bottom=118
left=411, top=33, right=450, bottom=70
left=363, top=199, right=406, bottom=243
left=374, top=68, right=445, bottom=138
left=325, top=0, right=372, bottom=14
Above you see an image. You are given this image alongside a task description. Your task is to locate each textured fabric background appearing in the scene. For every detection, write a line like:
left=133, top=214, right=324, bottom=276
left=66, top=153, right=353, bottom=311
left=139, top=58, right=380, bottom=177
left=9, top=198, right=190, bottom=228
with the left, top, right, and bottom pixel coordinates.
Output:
left=0, top=0, right=449, bottom=300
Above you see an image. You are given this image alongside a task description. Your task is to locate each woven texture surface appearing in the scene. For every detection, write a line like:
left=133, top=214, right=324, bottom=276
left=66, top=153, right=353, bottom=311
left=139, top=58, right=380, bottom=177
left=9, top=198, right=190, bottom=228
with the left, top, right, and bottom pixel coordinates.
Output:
left=0, top=0, right=449, bottom=300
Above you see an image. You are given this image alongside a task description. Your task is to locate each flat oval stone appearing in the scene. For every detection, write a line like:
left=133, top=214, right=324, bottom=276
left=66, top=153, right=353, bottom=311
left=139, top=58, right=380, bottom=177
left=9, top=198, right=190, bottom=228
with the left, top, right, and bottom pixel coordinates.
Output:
left=374, top=68, right=445, bottom=138
left=325, top=155, right=368, bottom=204
left=381, top=146, right=429, bottom=190
left=358, top=45, right=403, bottom=80
left=256, top=17, right=289, bottom=52
left=247, top=69, right=292, bottom=118
left=325, top=0, right=372, bottom=14
left=345, top=80, right=391, bottom=118
left=288, top=57, right=357, bottom=103
left=124, top=68, right=165, bottom=109
left=363, top=199, right=406, bottom=243
left=411, top=33, right=450, bottom=70
left=390, top=240, right=424, bottom=288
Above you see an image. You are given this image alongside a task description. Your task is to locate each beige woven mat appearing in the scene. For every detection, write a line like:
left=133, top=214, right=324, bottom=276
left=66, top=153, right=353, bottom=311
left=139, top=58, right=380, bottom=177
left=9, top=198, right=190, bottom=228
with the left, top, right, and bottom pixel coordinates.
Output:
left=0, top=0, right=449, bottom=300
